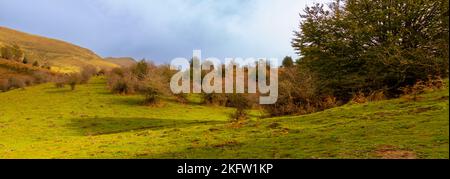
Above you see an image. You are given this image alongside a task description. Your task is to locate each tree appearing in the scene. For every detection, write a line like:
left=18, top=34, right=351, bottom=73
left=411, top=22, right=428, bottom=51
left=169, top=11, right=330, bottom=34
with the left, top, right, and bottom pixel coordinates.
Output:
left=132, top=59, right=149, bottom=80
left=292, top=0, right=449, bottom=100
left=22, top=57, right=28, bottom=64
left=32, top=61, right=39, bottom=67
left=282, top=56, right=294, bottom=68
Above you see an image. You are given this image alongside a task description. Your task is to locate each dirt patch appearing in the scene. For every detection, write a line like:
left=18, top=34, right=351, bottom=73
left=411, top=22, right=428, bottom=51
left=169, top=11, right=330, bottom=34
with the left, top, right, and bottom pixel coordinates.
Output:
left=212, top=140, right=241, bottom=148
left=408, top=107, right=439, bottom=114
left=208, top=127, right=221, bottom=132
left=438, top=96, right=449, bottom=101
left=267, top=122, right=281, bottom=129
left=374, top=145, right=416, bottom=159
left=272, top=128, right=291, bottom=136
left=374, top=112, right=398, bottom=117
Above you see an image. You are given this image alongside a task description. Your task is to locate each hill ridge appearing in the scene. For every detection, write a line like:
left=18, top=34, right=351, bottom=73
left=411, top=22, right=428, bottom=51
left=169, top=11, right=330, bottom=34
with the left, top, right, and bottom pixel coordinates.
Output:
left=0, top=26, right=118, bottom=73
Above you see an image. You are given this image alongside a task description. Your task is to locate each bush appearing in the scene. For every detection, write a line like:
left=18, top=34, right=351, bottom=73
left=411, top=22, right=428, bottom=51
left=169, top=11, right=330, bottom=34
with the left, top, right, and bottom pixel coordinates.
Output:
left=132, top=60, right=149, bottom=80
left=106, top=61, right=171, bottom=106
left=0, top=79, right=9, bottom=92
left=79, top=65, right=97, bottom=84
left=55, top=81, right=65, bottom=88
left=32, top=61, right=39, bottom=67
left=401, top=76, right=445, bottom=101
left=66, top=74, right=81, bottom=91
left=22, top=57, right=28, bottom=64
left=107, top=70, right=138, bottom=95
left=32, top=71, right=51, bottom=84
left=8, top=77, right=25, bottom=90
left=351, top=92, right=367, bottom=104
left=228, top=94, right=251, bottom=122
left=0, top=44, right=24, bottom=62
left=141, top=86, right=160, bottom=105
left=367, top=90, right=387, bottom=102
left=202, top=93, right=228, bottom=106
left=320, top=95, right=337, bottom=109
left=112, top=78, right=136, bottom=94
left=262, top=66, right=320, bottom=116
left=97, top=69, right=106, bottom=76
left=174, top=93, right=188, bottom=104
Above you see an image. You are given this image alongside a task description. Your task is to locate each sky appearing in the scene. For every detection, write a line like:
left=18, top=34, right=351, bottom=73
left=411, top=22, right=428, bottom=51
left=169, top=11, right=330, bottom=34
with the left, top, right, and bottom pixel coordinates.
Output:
left=0, top=0, right=329, bottom=64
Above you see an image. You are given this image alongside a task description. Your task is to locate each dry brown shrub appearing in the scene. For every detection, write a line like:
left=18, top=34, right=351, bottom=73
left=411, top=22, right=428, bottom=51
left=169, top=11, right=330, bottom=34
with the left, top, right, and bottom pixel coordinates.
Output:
left=351, top=91, right=368, bottom=104
left=7, top=77, right=25, bottom=90
left=400, top=77, right=444, bottom=101
left=368, top=90, right=387, bottom=102
left=322, top=95, right=337, bottom=108
left=0, top=79, right=9, bottom=92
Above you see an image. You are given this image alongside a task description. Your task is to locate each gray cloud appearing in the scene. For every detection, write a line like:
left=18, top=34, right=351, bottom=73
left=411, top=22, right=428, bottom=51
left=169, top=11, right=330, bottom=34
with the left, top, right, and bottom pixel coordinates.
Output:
left=0, top=0, right=329, bottom=63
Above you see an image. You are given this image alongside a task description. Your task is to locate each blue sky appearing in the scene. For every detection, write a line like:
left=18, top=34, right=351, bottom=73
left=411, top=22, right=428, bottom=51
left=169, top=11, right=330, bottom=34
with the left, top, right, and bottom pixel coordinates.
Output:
left=0, top=0, right=328, bottom=63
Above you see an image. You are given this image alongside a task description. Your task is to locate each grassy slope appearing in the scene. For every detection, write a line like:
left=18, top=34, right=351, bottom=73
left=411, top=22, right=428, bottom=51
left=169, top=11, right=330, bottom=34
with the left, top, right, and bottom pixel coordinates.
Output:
left=0, top=77, right=448, bottom=159
left=0, top=58, right=54, bottom=80
left=0, top=27, right=118, bottom=72
left=104, top=57, right=137, bottom=68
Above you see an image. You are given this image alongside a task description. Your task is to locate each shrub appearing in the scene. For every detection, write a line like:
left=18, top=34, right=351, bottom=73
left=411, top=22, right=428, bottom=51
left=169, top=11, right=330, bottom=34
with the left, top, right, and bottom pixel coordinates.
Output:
left=132, top=60, right=149, bottom=80
left=8, top=77, right=25, bottom=90
left=351, top=92, right=367, bottom=104
left=0, top=79, right=9, bottom=92
left=138, top=69, right=171, bottom=105
left=97, top=69, right=106, bottom=76
left=79, top=65, right=97, bottom=84
left=262, top=66, right=320, bottom=116
left=32, top=71, right=51, bottom=84
left=367, top=90, right=387, bottom=102
left=22, top=57, right=28, bottom=64
left=401, top=76, right=445, bottom=101
left=106, top=61, right=178, bottom=105
left=0, top=44, right=24, bottom=62
left=112, top=78, right=136, bottom=94
left=141, top=86, right=160, bottom=105
left=424, top=76, right=445, bottom=91
left=202, top=93, right=228, bottom=106
left=66, top=73, right=81, bottom=91
left=0, top=59, right=56, bottom=92
left=228, top=94, right=251, bottom=122
left=32, top=61, right=39, bottom=67
left=55, top=81, right=65, bottom=88
left=321, top=95, right=337, bottom=109
left=107, top=70, right=138, bottom=95
left=174, top=93, right=188, bottom=104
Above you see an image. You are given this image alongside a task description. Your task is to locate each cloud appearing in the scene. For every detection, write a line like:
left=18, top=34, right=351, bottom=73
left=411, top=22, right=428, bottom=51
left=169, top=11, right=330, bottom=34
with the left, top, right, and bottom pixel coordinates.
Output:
left=0, top=0, right=329, bottom=63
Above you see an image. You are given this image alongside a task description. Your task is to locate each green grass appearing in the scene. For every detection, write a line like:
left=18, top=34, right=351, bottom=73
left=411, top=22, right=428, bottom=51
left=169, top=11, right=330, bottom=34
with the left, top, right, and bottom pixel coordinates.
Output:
left=0, top=77, right=448, bottom=159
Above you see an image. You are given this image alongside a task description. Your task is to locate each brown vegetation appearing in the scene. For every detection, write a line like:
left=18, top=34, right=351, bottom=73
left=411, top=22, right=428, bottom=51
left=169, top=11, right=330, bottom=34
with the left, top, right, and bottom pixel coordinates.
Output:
left=106, top=60, right=171, bottom=105
left=0, top=58, right=58, bottom=92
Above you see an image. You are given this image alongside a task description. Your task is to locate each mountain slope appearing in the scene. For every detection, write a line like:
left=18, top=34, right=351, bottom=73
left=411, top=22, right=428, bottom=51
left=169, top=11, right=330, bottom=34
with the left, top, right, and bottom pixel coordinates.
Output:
left=0, top=26, right=118, bottom=73
left=104, top=57, right=137, bottom=68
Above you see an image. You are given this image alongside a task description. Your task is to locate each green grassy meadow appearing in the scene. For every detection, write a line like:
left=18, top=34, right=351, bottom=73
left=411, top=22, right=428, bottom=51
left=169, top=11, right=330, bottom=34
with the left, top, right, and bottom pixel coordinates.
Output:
left=0, top=77, right=448, bottom=159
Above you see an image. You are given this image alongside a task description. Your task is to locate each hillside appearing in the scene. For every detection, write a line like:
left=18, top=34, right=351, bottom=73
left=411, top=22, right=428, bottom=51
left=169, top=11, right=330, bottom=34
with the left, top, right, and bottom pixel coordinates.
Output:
left=104, top=57, right=137, bottom=68
left=0, top=77, right=447, bottom=159
left=0, top=58, right=59, bottom=92
left=0, top=26, right=118, bottom=73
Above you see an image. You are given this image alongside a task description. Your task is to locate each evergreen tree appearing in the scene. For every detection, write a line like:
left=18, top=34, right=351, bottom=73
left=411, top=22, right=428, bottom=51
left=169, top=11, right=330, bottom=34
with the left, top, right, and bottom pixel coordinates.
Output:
left=282, top=56, right=294, bottom=68
left=292, top=0, right=449, bottom=100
